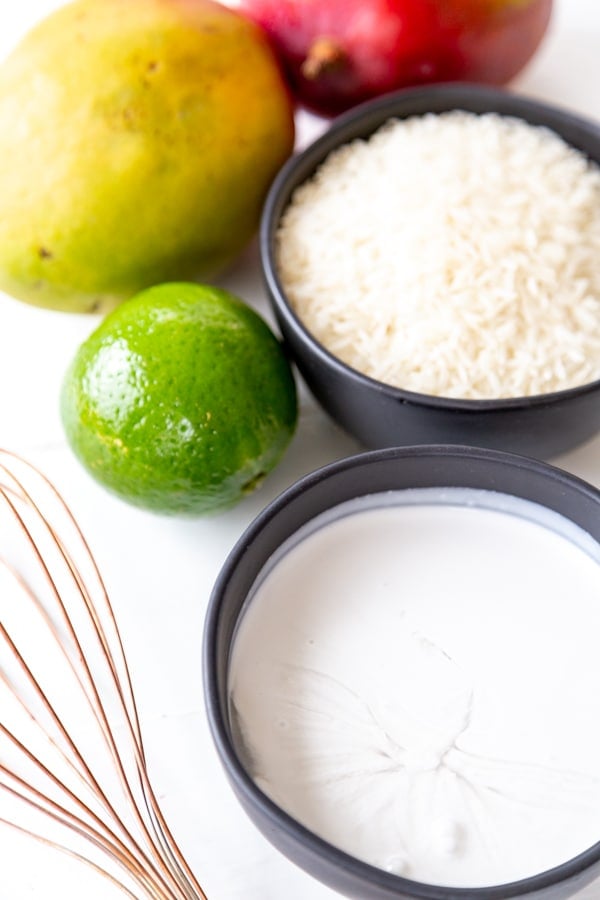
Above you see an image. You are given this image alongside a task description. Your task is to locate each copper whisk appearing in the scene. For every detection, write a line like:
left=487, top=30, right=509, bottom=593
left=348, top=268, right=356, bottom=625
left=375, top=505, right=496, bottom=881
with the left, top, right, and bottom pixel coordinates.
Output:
left=0, top=449, right=207, bottom=900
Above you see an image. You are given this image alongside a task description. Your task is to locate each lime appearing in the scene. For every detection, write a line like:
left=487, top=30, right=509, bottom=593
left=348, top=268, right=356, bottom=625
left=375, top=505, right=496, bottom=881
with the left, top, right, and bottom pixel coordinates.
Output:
left=60, top=282, right=297, bottom=515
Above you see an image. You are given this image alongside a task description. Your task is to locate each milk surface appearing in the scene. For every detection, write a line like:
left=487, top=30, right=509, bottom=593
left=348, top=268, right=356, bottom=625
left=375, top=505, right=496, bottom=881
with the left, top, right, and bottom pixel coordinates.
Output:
left=229, top=489, right=600, bottom=888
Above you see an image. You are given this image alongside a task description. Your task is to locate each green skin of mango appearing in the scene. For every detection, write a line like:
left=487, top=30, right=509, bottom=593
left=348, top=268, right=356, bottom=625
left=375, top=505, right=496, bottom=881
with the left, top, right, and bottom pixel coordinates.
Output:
left=0, top=0, right=295, bottom=312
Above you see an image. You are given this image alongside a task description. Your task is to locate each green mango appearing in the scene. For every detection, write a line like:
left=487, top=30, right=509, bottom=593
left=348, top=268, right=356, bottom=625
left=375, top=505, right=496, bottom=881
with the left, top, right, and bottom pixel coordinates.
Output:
left=0, top=0, right=295, bottom=312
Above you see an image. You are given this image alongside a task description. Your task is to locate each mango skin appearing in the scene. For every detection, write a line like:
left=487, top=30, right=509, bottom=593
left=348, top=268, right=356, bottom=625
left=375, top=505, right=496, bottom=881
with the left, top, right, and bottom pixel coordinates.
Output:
left=0, top=0, right=295, bottom=312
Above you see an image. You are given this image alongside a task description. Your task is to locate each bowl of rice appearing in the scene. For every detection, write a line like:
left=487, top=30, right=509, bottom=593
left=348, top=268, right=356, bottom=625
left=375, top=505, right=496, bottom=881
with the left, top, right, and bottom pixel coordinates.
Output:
left=260, top=84, right=600, bottom=458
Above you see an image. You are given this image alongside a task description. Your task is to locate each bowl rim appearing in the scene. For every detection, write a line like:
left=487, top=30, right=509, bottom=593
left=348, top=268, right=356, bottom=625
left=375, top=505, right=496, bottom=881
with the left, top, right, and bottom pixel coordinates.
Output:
left=203, top=443, right=600, bottom=900
left=260, top=83, right=600, bottom=413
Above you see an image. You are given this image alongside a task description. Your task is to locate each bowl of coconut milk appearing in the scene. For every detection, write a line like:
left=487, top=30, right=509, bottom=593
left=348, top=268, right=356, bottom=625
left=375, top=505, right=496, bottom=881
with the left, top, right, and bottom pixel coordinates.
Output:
left=203, top=445, right=600, bottom=899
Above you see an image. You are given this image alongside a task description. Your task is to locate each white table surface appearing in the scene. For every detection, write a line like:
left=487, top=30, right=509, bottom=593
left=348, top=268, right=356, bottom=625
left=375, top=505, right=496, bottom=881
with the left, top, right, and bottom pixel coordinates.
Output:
left=1, top=2, right=600, bottom=898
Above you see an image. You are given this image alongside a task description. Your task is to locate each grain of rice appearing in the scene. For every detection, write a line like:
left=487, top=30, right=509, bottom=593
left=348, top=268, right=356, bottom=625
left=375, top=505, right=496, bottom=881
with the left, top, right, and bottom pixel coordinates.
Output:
left=276, top=112, right=600, bottom=399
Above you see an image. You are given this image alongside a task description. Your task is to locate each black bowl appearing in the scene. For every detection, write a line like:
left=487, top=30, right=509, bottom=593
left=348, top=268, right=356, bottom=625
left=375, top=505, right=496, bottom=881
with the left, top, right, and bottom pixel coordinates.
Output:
left=203, top=444, right=600, bottom=900
left=260, top=84, right=600, bottom=459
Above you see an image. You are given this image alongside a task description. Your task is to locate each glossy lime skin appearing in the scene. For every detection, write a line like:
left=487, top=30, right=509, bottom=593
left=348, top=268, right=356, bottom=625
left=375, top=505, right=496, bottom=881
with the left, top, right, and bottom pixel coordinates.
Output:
left=0, top=0, right=294, bottom=312
left=60, top=283, right=298, bottom=515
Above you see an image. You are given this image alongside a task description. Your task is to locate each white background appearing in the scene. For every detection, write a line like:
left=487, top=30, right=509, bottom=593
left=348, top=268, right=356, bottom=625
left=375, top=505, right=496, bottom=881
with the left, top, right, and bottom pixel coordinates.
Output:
left=0, top=2, right=600, bottom=898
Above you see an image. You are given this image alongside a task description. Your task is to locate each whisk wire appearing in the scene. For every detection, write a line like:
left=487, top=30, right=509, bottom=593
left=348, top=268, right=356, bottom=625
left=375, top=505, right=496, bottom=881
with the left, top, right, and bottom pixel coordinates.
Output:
left=0, top=451, right=207, bottom=900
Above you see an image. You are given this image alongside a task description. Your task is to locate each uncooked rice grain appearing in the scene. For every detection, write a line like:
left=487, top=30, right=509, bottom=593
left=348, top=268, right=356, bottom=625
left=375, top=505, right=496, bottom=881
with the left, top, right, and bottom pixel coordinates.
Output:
left=276, top=111, right=600, bottom=399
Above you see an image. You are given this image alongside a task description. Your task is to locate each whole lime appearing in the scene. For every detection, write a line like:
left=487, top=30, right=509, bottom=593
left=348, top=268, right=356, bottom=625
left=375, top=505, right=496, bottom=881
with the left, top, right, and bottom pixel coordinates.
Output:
left=60, top=283, right=298, bottom=515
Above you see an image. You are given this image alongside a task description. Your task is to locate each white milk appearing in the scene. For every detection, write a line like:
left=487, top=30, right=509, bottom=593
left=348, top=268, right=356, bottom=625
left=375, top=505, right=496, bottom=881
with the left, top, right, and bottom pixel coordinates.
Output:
left=228, top=489, right=600, bottom=888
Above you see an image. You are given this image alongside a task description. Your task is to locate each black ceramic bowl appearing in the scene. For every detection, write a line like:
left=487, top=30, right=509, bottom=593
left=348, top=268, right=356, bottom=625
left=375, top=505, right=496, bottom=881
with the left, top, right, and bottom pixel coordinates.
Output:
left=203, top=444, right=600, bottom=900
left=260, top=85, right=600, bottom=459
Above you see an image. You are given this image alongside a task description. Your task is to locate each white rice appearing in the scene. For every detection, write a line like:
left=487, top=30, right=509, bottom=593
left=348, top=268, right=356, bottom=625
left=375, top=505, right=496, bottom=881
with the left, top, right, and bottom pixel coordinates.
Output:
left=276, top=111, right=600, bottom=400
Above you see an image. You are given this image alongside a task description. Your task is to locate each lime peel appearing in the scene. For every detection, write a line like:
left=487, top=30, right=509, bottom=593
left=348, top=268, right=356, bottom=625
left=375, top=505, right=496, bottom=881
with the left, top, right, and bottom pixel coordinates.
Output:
left=60, top=282, right=298, bottom=515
